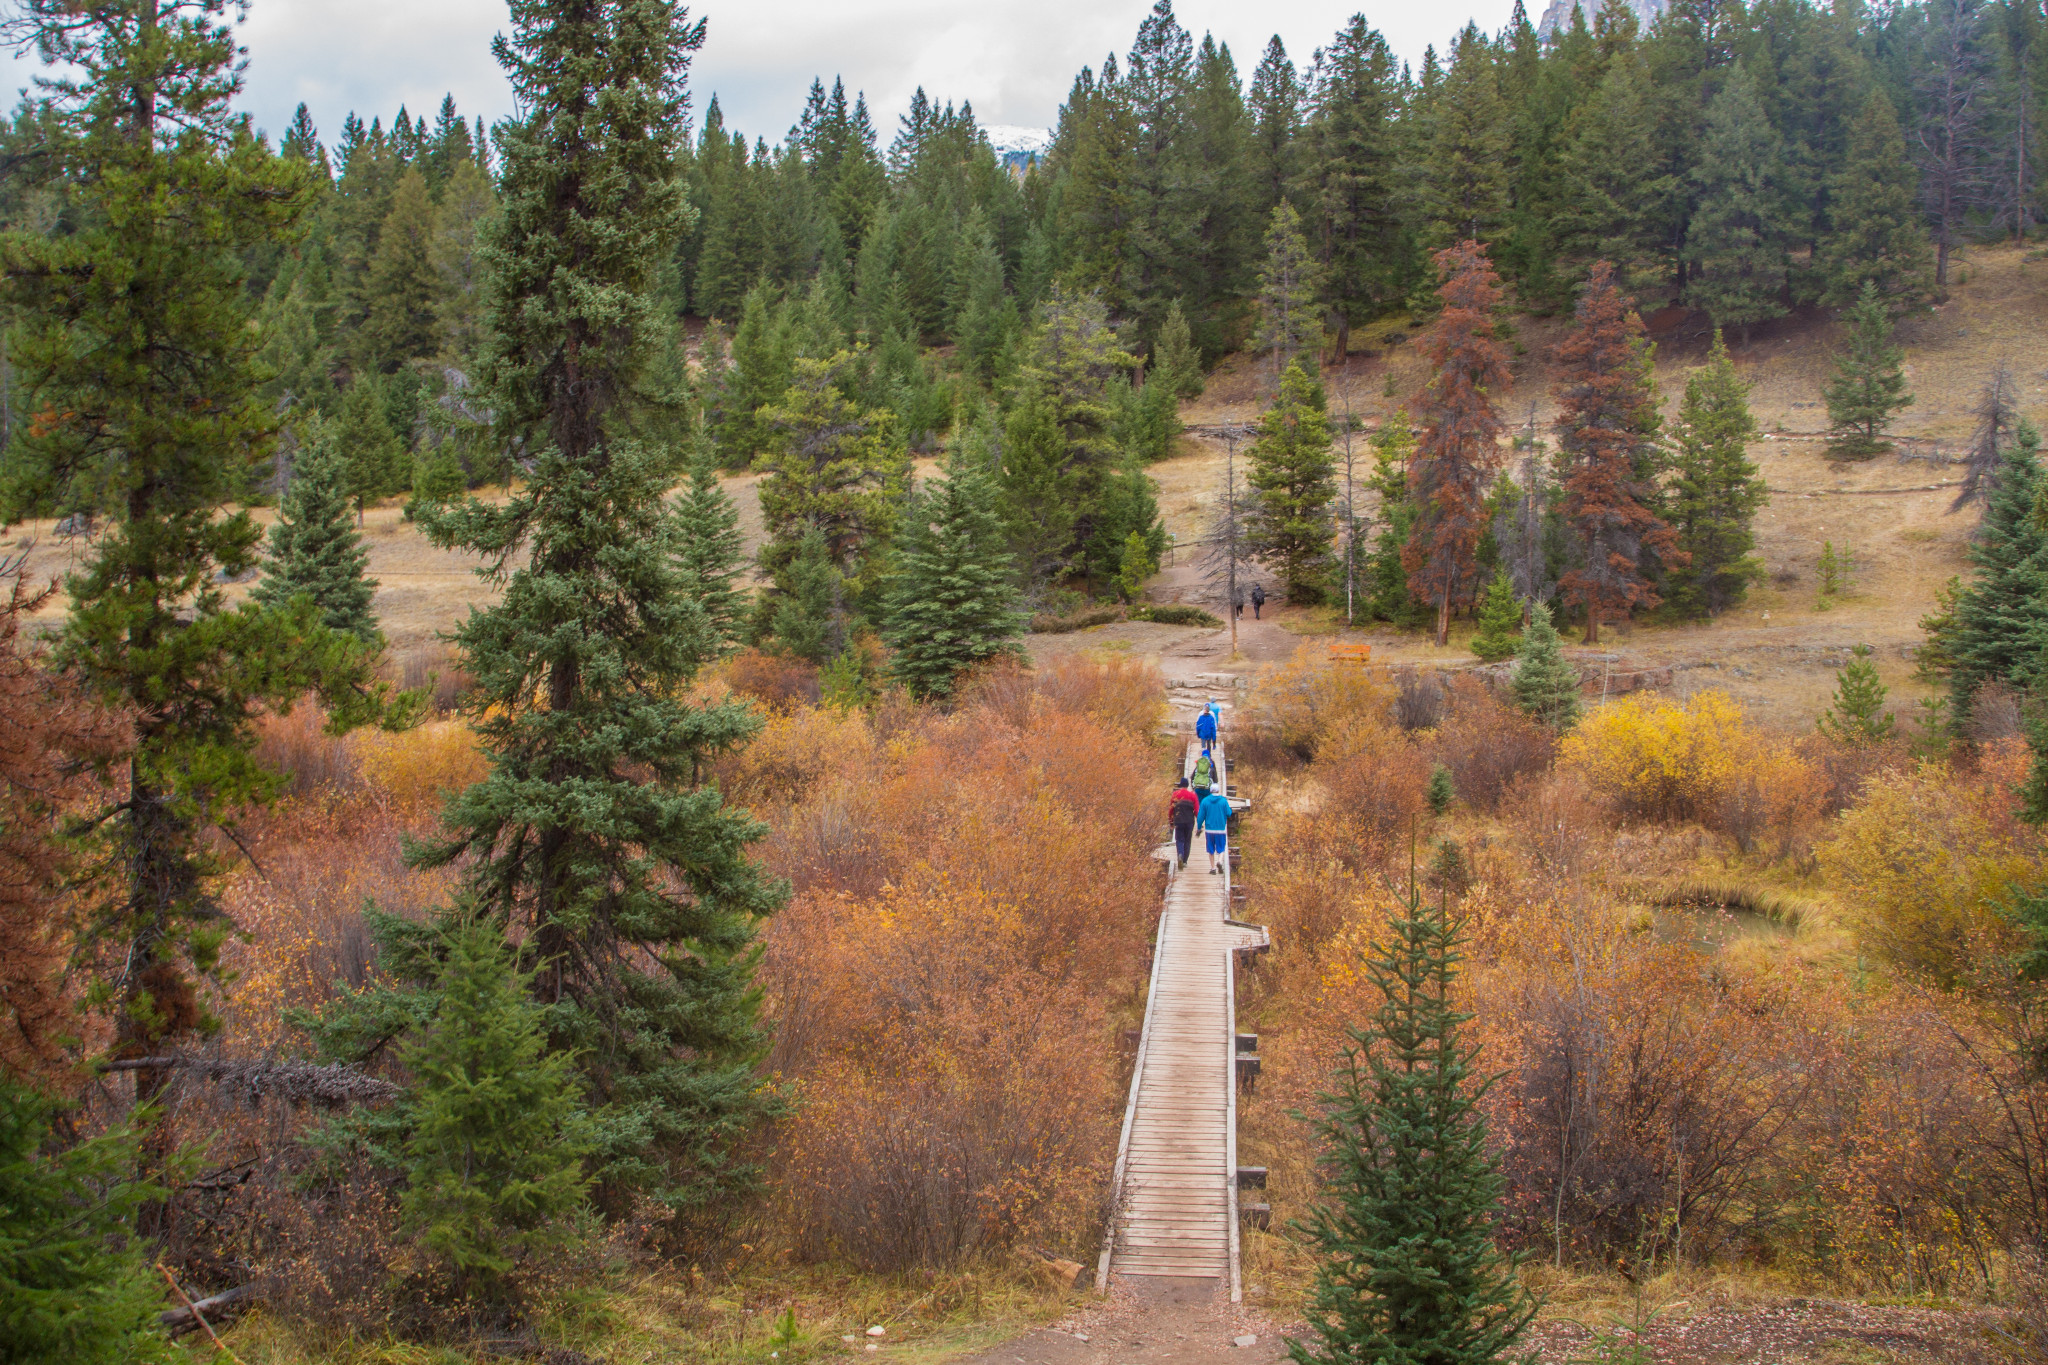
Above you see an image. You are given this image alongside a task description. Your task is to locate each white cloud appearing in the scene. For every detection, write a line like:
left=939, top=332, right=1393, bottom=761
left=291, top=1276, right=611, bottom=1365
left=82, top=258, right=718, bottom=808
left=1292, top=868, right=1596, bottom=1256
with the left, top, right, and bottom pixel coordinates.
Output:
left=0, top=1, right=1519, bottom=151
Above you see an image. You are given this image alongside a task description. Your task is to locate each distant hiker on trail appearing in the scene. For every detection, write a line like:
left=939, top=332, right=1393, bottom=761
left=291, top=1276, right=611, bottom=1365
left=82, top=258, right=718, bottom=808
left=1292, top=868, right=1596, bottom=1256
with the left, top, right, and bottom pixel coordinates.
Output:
left=1195, top=785, right=1232, bottom=875
left=1195, top=703, right=1218, bottom=754
left=1233, top=589, right=1245, bottom=620
left=1168, top=777, right=1197, bottom=869
left=1190, top=751, right=1216, bottom=801
left=1250, top=584, right=1265, bottom=619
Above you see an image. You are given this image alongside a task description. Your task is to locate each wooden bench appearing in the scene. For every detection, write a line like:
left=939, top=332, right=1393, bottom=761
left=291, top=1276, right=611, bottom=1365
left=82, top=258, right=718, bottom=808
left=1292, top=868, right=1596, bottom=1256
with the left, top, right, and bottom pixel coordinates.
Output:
left=1326, top=641, right=1372, bottom=665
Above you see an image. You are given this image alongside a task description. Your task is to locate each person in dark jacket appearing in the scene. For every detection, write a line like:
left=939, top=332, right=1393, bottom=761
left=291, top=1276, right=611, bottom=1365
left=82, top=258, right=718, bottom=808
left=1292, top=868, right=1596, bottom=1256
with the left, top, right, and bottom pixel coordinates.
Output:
left=1250, top=583, right=1265, bottom=619
left=1195, top=704, right=1218, bottom=755
left=1168, top=778, right=1197, bottom=868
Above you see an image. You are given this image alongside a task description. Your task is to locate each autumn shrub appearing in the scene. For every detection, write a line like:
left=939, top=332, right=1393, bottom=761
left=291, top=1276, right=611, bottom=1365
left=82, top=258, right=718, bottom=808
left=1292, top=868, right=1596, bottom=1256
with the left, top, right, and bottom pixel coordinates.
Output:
left=721, top=646, right=822, bottom=711
left=1311, top=724, right=1433, bottom=871
left=1818, top=741, right=2042, bottom=984
left=961, top=652, right=1165, bottom=740
left=1500, top=770, right=1614, bottom=883
left=390, top=640, right=473, bottom=715
left=775, top=883, right=1118, bottom=1270
left=1251, top=643, right=1393, bottom=760
left=1391, top=668, right=1446, bottom=731
left=254, top=703, right=361, bottom=798
left=353, top=720, right=487, bottom=812
left=1427, top=675, right=1553, bottom=813
left=1560, top=690, right=1821, bottom=849
left=714, top=703, right=877, bottom=808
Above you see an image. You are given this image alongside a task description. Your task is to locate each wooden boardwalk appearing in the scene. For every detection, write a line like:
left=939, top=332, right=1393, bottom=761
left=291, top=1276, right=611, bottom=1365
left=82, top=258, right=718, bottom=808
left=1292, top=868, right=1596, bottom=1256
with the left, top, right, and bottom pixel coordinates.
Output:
left=1099, top=738, right=1260, bottom=1299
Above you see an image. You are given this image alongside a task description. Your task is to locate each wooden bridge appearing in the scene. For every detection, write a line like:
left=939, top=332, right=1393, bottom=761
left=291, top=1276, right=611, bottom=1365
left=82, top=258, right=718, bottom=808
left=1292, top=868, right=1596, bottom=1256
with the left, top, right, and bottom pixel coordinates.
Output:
left=1097, top=736, right=1267, bottom=1300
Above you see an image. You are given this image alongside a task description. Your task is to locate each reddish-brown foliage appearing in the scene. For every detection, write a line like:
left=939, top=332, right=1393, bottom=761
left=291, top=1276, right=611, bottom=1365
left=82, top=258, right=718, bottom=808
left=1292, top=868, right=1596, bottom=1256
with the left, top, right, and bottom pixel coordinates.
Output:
left=1554, top=261, right=1683, bottom=643
left=721, top=646, right=822, bottom=711
left=1427, top=675, right=1554, bottom=813
left=1404, top=241, right=1511, bottom=645
left=0, top=576, right=129, bottom=1091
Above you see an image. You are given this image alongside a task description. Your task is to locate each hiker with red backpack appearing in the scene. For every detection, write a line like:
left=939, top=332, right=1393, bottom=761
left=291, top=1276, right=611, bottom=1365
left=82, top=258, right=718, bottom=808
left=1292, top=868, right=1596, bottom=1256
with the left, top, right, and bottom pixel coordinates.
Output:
left=1168, top=777, right=1197, bottom=869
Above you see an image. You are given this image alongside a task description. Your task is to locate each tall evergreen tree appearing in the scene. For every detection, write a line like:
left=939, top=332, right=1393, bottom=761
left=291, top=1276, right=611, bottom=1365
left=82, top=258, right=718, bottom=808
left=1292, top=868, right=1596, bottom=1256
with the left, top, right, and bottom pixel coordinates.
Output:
left=0, top=0, right=389, bottom=1212
left=1684, top=63, right=1791, bottom=342
left=1246, top=359, right=1336, bottom=603
left=1364, top=411, right=1424, bottom=626
left=676, top=449, right=748, bottom=663
left=1423, top=24, right=1511, bottom=248
left=1663, top=331, right=1768, bottom=618
left=1824, top=281, right=1914, bottom=460
left=1154, top=297, right=1204, bottom=400
left=1512, top=601, right=1583, bottom=730
left=1469, top=569, right=1523, bottom=662
left=1554, top=261, right=1678, bottom=643
left=415, top=0, right=785, bottom=1210
left=884, top=451, right=1027, bottom=699
left=333, top=377, right=408, bottom=521
left=1551, top=53, right=1673, bottom=296
left=1819, top=88, right=1934, bottom=308
left=1301, top=15, right=1408, bottom=358
left=1947, top=421, right=2048, bottom=724
left=1405, top=242, right=1511, bottom=646
left=1247, top=36, right=1304, bottom=222
left=253, top=419, right=380, bottom=642
left=1289, top=882, right=1536, bottom=1365
left=717, top=281, right=793, bottom=467
left=362, top=167, right=440, bottom=372
left=1254, top=201, right=1324, bottom=388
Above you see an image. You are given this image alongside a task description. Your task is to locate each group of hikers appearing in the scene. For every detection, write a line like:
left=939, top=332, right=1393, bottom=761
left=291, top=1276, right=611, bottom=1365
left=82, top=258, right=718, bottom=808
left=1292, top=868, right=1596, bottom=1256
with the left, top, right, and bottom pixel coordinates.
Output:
left=1168, top=699, right=1232, bottom=874
left=1231, top=582, right=1266, bottom=621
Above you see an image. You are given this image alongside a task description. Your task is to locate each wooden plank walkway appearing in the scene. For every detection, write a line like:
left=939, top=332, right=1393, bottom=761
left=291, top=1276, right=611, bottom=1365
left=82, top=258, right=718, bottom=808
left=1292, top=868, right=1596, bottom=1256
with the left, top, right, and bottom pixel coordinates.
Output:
left=1099, top=737, right=1250, bottom=1296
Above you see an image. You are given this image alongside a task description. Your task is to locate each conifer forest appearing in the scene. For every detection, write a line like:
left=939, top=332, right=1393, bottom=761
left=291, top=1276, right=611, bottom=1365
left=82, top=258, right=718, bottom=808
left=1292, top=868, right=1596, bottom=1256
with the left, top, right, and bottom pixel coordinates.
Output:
left=9, top=0, right=2048, bottom=1361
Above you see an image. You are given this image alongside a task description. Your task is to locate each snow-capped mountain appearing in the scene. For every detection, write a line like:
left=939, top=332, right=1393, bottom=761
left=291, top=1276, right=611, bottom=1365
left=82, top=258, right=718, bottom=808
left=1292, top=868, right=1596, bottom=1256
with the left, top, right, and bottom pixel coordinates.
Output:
left=983, top=124, right=1053, bottom=173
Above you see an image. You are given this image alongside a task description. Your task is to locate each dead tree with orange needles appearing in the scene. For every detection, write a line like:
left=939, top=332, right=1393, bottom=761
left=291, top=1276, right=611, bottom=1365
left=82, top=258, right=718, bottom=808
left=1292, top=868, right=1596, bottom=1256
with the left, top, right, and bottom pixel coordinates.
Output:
left=1554, top=261, right=1682, bottom=644
left=1403, top=241, right=1512, bottom=646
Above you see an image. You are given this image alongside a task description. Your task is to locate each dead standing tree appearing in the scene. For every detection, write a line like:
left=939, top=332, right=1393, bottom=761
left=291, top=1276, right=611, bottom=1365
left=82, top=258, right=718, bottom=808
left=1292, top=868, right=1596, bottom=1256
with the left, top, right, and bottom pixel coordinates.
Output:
left=1403, top=241, right=1511, bottom=646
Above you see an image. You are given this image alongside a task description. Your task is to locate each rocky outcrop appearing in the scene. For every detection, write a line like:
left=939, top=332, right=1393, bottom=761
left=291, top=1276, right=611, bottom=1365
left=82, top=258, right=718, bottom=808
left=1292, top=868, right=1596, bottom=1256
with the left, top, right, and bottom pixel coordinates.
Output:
left=1537, top=0, right=1668, bottom=39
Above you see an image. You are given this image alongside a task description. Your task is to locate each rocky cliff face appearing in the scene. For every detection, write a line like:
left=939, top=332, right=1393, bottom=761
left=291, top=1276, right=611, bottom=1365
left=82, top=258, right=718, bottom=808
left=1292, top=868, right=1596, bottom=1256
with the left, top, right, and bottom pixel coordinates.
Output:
left=1537, top=0, right=1668, bottom=39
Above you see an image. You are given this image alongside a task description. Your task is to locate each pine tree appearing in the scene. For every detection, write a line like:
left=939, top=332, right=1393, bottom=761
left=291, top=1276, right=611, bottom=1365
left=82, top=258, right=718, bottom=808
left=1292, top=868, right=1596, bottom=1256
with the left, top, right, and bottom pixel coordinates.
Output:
left=1555, top=261, right=1679, bottom=644
left=717, top=282, right=793, bottom=467
left=1824, top=281, right=1913, bottom=460
left=1289, top=883, right=1535, bottom=1365
left=1947, top=422, right=2048, bottom=723
left=1365, top=410, right=1424, bottom=626
left=429, top=159, right=497, bottom=365
left=1819, top=88, right=1934, bottom=309
left=399, top=920, right=593, bottom=1297
left=1512, top=601, right=1583, bottom=730
left=1254, top=201, right=1324, bottom=388
left=1154, top=298, right=1204, bottom=400
left=1423, top=25, right=1511, bottom=249
left=1663, top=332, right=1768, bottom=618
left=332, top=377, right=408, bottom=521
left=1818, top=644, right=1896, bottom=744
left=408, top=444, right=468, bottom=519
left=414, top=0, right=785, bottom=1209
left=0, top=0, right=391, bottom=1212
left=884, top=452, right=1028, bottom=699
left=1470, top=569, right=1523, bottom=662
left=1301, top=15, right=1408, bottom=358
left=0, top=1077, right=176, bottom=1365
left=1247, top=36, right=1303, bottom=220
left=1405, top=242, right=1511, bottom=646
left=1683, top=63, right=1790, bottom=343
left=677, top=450, right=748, bottom=663
left=1551, top=53, right=1673, bottom=296
left=768, top=529, right=843, bottom=664
left=253, top=420, right=380, bottom=641
left=998, top=382, right=1080, bottom=588
left=362, top=167, right=440, bottom=371
left=1246, top=359, right=1336, bottom=603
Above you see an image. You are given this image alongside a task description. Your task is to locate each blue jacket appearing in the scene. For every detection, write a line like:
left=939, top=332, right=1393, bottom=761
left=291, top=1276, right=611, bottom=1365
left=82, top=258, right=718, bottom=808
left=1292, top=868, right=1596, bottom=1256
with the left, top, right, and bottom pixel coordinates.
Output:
left=1196, top=791, right=1232, bottom=834
left=1195, top=711, right=1218, bottom=742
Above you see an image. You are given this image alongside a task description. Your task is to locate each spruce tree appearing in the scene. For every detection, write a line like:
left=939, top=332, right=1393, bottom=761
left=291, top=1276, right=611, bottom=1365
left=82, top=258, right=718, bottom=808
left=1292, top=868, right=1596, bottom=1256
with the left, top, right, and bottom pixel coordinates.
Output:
left=1254, top=201, right=1324, bottom=388
left=0, top=0, right=391, bottom=1211
left=1246, top=358, right=1336, bottom=603
left=998, top=383, right=1081, bottom=588
left=1289, top=884, right=1535, bottom=1365
left=1247, top=35, right=1303, bottom=220
left=1682, top=63, right=1790, bottom=344
left=676, top=450, right=748, bottom=663
left=399, top=921, right=593, bottom=1297
left=1664, top=331, right=1768, bottom=619
left=415, top=0, right=785, bottom=1209
left=0, top=1078, right=175, bottom=1365
left=1405, top=242, right=1510, bottom=646
left=1819, top=89, right=1933, bottom=309
left=1425, top=763, right=1457, bottom=816
left=1824, top=282, right=1913, bottom=460
left=1365, top=410, right=1424, bottom=626
left=408, top=444, right=468, bottom=519
left=1423, top=24, right=1510, bottom=249
left=768, top=530, right=844, bottom=664
left=333, top=377, right=407, bottom=522
left=717, top=281, right=793, bottom=466
left=1817, top=645, right=1895, bottom=744
left=1470, top=569, right=1522, bottom=662
left=1300, top=15, right=1407, bottom=357
left=1947, top=422, right=2048, bottom=724
left=253, top=420, right=381, bottom=642
left=362, top=167, right=440, bottom=372
left=1555, top=261, right=1678, bottom=644
left=1154, top=298, right=1204, bottom=400
left=1512, top=601, right=1582, bottom=730
left=884, top=453, right=1028, bottom=700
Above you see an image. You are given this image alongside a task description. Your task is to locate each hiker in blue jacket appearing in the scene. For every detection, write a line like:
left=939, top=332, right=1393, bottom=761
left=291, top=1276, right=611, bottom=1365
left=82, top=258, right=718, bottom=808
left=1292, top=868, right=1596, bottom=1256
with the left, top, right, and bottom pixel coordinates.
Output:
left=1195, top=701, right=1218, bottom=754
left=1195, top=786, right=1233, bottom=876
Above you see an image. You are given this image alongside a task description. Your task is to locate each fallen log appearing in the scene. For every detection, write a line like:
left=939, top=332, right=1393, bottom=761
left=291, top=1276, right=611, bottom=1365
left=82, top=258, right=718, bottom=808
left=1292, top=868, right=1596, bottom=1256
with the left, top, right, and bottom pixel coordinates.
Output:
left=157, top=1280, right=261, bottom=1337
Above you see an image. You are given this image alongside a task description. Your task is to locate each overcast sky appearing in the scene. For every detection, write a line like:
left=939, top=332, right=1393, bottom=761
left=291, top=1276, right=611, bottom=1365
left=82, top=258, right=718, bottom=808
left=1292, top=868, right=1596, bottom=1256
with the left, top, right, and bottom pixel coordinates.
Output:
left=2, top=1, right=1523, bottom=148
